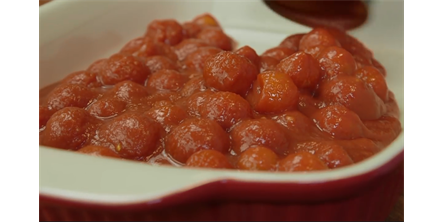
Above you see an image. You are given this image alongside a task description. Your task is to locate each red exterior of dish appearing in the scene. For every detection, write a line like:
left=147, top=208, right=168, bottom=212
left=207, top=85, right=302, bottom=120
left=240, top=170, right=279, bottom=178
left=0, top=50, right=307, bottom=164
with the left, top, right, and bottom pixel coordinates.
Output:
left=40, top=150, right=404, bottom=221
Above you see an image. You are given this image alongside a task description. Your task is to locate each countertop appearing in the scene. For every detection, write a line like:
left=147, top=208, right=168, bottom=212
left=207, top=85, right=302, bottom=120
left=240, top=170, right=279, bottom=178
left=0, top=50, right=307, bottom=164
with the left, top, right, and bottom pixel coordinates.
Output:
left=38, top=1, right=404, bottom=221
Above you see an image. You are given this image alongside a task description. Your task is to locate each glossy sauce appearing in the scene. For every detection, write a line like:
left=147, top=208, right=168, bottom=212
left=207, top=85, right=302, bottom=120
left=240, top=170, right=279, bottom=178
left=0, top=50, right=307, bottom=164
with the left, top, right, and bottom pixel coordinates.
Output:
left=39, top=13, right=401, bottom=172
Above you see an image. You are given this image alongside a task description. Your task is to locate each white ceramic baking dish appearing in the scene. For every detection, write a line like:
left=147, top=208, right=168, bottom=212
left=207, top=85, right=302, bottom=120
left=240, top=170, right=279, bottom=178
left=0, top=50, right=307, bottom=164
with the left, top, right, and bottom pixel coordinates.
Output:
left=39, top=1, right=404, bottom=221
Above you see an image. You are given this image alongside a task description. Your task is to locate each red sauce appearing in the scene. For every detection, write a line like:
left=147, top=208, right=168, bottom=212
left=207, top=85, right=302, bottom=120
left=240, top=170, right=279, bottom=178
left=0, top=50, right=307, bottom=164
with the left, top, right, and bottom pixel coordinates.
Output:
left=39, top=13, right=401, bottom=172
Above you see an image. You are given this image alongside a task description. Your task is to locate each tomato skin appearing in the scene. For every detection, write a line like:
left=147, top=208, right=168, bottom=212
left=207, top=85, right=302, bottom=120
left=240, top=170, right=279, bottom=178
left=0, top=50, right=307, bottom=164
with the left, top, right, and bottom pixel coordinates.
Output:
left=186, top=150, right=233, bottom=169
left=203, top=51, right=258, bottom=96
left=237, top=146, right=278, bottom=171
left=165, top=118, right=230, bottom=164
left=39, top=15, right=400, bottom=171
left=231, top=119, right=289, bottom=155
left=278, top=151, right=328, bottom=172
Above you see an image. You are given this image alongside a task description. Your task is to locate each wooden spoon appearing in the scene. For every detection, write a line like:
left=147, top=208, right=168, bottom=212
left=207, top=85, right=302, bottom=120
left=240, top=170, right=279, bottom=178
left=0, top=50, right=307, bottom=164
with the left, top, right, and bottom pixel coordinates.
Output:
left=263, top=0, right=369, bottom=30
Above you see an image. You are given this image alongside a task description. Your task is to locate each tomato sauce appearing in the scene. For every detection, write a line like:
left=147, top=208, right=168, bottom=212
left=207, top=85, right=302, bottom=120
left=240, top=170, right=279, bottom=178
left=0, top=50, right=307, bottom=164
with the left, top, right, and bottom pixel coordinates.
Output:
left=39, top=13, right=401, bottom=172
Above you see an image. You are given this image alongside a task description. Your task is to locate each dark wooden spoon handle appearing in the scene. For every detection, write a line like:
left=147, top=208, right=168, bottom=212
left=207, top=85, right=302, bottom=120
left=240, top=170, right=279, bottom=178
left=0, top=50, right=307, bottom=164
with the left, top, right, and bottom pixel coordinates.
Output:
left=263, top=0, right=369, bottom=30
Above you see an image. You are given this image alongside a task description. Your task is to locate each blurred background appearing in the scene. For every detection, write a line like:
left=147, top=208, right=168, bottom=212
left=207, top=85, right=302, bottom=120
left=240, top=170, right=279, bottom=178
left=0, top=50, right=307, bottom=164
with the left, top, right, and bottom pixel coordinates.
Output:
left=40, top=0, right=51, bottom=6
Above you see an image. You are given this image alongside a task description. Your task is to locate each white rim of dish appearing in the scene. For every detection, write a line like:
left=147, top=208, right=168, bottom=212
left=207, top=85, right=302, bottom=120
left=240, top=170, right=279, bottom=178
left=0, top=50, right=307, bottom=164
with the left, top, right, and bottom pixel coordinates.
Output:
left=40, top=132, right=404, bottom=184
left=39, top=132, right=403, bottom=204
